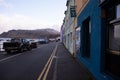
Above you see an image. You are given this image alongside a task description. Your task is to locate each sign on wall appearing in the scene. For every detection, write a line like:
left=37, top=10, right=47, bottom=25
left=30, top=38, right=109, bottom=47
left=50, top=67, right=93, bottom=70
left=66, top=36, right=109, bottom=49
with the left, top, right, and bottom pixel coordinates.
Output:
left=70, top=6, right=76, bottom=17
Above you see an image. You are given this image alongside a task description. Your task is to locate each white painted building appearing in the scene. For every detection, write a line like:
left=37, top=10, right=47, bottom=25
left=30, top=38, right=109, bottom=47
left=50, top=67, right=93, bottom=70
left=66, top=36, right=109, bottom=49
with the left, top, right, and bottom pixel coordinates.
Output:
left=62, top=0, right=75, bottom=55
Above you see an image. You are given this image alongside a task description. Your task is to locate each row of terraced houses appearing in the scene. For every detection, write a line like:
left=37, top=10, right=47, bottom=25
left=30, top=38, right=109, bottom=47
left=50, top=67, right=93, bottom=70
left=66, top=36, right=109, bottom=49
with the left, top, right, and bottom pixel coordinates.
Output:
left=61, top=0, right=120, bottom=80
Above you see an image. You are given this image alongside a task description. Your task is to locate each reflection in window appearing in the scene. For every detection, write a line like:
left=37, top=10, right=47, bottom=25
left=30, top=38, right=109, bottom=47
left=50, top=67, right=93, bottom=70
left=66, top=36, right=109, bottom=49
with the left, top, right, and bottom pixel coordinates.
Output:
left=114, top=24, right=120, bottom=38
left=109, top=24, right=120, bottom=51
left=117, top=4, right=120, bottom=18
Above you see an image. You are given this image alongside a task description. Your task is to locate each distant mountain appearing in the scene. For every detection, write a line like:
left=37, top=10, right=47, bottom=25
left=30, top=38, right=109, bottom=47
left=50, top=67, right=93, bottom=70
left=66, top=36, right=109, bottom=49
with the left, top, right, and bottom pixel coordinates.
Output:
left=0, top=28, right=60, bottom=39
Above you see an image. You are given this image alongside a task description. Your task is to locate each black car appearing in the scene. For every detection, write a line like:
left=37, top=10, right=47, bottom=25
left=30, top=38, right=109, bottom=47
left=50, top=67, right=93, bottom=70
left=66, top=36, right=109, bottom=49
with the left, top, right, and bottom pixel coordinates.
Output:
left=3, top=38, right=31, bottom=53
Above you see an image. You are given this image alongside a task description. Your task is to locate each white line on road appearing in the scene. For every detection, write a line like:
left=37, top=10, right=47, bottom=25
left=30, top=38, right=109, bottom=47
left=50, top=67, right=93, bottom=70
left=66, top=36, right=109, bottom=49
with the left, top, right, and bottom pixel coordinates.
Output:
left=0, top=53, right=22, bottom=62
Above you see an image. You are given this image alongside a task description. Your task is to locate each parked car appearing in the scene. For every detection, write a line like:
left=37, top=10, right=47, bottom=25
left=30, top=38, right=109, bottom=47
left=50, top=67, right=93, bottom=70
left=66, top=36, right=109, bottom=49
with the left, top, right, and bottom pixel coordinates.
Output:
left=3, top=38, right=31, bottom=53
left=39, top=39, right=49, bottom=44
left=56, top=37, right=60, bottom=42
left=29, top=39, right=37, bottom=48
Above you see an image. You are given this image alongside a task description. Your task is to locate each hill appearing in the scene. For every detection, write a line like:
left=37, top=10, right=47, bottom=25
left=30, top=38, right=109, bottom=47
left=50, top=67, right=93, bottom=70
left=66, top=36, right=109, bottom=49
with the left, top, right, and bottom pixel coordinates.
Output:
left=0, top=28, right=60, bottom=39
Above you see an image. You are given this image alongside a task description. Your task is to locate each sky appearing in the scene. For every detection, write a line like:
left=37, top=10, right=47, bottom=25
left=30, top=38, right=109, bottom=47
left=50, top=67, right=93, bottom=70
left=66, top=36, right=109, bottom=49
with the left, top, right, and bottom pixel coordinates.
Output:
left=0, top=0, right=66, bottom=34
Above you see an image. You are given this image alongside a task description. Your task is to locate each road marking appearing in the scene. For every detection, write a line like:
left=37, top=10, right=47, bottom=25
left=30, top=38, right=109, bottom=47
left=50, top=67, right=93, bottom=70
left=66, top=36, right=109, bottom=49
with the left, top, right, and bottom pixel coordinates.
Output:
left=0, top=53, right=22, bottom=62
left=37, top=43, right=58, bottom=80
left=53, top=50, right=59, bottom=80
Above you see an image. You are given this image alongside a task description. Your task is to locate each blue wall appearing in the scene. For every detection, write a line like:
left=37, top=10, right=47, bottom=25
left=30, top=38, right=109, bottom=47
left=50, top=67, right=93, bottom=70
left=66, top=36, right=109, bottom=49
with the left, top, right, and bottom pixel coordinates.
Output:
left=77, top=0, right=112, bottom=80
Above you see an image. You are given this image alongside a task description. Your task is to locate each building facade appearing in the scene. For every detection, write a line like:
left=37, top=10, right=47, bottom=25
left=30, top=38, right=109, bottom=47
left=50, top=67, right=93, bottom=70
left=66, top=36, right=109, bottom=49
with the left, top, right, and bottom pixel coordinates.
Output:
left=62, top=0, right=75, bottom=55
left=75, top=0, right=89, bottom=57
left=99, top=0, right=120, bottom=80
left=76, top=0, right=120, bottom=80
left=77, top=0, right=106, bottom=79
left=61, top=0, right=120, bottom=80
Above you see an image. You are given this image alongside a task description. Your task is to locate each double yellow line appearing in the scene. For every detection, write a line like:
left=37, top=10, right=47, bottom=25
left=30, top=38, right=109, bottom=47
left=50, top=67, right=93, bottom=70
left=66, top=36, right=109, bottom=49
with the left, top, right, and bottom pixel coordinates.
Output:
left=37, top=43, right=58, bottom=80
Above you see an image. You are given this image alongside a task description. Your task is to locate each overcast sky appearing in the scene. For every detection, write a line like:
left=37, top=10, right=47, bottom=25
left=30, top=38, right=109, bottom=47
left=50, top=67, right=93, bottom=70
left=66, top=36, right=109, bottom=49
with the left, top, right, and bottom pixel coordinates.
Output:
left=0, top=0, right=66, bottom=34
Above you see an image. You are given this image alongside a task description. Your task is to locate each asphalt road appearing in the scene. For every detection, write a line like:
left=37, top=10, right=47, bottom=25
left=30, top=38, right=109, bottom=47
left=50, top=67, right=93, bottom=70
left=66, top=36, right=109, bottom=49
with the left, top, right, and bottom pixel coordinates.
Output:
left=0, top=42, right=56, bottom=80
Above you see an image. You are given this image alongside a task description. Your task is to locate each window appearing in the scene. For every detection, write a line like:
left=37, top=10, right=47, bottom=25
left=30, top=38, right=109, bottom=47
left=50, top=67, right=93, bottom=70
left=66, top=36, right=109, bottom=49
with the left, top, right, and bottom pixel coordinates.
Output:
left=106, top=23, right=120, bottom=78
left=116, top=4, right=120, bottom=18
left=107, top=6, right=116, bottom=21
left=109, top=4, right=120, bottom=25
left=114, top=25, right=120, bottom=39
left=81, top=17, right=91, bottom=58
left=109, top=24, right=120, bottom=52
left=103, top=2, right=120, bottom=79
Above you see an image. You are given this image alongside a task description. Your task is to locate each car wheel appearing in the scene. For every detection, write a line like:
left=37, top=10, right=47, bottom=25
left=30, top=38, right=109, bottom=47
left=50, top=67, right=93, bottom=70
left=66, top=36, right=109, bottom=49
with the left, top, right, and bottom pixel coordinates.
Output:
left=18, top=48, right=23, bottom=53
left=28, top=46, right=31, bottom=51
left=6, top=50, right=11, bottom=54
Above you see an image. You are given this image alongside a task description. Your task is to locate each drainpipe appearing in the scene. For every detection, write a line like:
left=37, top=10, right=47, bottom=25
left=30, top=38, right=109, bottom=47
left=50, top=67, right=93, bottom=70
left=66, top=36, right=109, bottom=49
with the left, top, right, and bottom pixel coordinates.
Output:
left=73, top=0, right=76, bottom=58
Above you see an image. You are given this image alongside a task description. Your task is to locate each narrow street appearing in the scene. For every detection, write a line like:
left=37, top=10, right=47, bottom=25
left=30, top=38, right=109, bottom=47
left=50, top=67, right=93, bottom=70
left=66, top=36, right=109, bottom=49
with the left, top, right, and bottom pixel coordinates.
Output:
left=0, top=42, right=94, bottom=80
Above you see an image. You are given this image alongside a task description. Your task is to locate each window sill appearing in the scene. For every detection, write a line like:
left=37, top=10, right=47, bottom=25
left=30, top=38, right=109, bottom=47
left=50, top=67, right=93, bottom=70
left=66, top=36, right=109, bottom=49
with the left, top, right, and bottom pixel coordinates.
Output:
left=108, top=49, right=120, bottom=56
left=110, top=18, right=120, bottom=25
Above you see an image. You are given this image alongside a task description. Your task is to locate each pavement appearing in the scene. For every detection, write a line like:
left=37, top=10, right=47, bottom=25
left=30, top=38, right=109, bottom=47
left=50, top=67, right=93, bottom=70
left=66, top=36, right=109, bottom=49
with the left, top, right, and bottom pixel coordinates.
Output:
left=47, top=42, right=95, bottom=80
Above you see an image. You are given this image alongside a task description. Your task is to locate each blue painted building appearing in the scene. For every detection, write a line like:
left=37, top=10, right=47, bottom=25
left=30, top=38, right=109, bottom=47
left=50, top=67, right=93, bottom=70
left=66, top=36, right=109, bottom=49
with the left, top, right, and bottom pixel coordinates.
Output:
left=76, top=0, right=120, bottom=80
